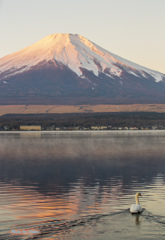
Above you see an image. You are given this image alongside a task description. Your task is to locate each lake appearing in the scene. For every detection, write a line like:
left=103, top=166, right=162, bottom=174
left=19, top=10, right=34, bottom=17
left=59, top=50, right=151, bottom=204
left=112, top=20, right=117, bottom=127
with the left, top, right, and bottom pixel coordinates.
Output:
left=0, top=130, right=165, bottom=239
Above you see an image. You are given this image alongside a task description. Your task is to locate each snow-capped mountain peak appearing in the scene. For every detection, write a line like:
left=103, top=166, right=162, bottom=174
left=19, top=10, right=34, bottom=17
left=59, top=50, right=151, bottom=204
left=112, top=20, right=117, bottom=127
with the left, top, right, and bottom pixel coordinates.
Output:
left=0, top=33, right=164, bottom=82
left=0, top=33, right=165, bottom=106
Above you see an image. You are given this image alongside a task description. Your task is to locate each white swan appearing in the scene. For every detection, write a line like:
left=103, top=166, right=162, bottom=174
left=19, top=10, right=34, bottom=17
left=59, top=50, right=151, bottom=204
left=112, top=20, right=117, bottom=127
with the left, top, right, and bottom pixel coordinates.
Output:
left=130, top=192, right=143, bottom=213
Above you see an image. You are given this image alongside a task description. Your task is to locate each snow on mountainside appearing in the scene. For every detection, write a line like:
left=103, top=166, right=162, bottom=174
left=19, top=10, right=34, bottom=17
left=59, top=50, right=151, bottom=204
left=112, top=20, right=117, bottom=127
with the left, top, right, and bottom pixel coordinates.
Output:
left=0, top=33, right=164, bottom=82
left=0, top=33, right=165, bottom=105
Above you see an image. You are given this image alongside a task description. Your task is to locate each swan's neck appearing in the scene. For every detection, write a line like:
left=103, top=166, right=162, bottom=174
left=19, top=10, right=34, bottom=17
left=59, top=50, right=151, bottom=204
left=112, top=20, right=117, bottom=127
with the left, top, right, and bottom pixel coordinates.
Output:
left=135, top=194, right=139, bottom=205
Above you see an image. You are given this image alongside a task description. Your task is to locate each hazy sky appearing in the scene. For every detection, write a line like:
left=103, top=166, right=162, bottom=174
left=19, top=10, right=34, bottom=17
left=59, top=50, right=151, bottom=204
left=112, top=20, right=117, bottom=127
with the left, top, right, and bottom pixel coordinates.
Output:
left=0, top=0, right=164, bottom=73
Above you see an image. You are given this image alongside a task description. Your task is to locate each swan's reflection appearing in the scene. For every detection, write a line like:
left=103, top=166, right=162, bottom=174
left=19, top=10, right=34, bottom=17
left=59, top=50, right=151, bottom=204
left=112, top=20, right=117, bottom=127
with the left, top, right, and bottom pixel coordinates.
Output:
left=135, top=214, right=140, bottom=225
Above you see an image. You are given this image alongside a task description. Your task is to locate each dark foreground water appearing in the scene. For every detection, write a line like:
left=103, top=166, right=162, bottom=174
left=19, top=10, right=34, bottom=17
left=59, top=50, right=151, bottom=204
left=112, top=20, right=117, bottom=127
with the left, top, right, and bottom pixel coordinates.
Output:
left=0, top=130, right=165, bottom=240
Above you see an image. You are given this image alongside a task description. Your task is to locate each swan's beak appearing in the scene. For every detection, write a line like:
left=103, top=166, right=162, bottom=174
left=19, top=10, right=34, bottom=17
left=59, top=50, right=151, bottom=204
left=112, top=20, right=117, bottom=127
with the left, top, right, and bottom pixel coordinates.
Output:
left=139, top=193, right=142, bottom=196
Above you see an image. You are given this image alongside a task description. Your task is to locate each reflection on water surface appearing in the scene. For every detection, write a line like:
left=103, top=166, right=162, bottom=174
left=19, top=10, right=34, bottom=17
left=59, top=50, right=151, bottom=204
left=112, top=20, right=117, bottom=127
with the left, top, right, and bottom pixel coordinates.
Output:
left=0, top=131, right=165, bottom=239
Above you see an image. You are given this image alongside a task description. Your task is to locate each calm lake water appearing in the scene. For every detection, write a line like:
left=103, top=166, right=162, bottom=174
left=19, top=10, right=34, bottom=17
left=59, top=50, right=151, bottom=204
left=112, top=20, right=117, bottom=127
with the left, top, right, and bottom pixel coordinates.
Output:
left=0, top=130, right=165, bottom=240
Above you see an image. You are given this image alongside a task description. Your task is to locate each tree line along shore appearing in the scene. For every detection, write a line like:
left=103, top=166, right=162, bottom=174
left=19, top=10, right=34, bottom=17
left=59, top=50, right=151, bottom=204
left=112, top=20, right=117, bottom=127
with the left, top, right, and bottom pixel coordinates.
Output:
left=0, top=112, right=165, bottom=131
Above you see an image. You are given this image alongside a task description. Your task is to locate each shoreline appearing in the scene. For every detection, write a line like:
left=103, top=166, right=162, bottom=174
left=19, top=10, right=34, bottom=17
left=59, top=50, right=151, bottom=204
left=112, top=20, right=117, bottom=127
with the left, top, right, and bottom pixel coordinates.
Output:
left=1, top=129, right=165, bottom=134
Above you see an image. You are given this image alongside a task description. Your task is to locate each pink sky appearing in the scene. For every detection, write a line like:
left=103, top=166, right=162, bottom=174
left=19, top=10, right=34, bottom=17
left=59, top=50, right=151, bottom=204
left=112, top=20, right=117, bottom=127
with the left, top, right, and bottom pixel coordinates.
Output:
left=0, top=0, right=165, bottom=73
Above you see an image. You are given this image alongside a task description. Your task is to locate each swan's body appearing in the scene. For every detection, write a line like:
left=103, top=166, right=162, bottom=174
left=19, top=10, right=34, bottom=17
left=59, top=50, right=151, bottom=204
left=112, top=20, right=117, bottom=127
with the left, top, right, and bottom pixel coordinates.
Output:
left=130, top=204, right=142, bottom=213
left=130, top=192, right=143, bottom=213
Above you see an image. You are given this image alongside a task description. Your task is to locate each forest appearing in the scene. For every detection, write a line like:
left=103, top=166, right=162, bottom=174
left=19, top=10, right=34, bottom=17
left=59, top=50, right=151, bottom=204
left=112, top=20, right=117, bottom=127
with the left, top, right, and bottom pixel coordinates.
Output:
left=0, top=112, right=165, bottom=130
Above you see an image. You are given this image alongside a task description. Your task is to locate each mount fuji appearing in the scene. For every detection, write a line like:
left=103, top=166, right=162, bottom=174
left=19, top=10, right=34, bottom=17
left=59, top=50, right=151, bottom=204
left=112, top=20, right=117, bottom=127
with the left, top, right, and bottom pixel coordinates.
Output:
left=0, top=33, right=165, bottom=105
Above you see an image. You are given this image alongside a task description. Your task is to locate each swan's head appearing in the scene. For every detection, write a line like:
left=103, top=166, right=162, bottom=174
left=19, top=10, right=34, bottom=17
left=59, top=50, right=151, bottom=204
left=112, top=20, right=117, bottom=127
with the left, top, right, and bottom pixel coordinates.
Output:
left=136, top=192, right=142, bottom=197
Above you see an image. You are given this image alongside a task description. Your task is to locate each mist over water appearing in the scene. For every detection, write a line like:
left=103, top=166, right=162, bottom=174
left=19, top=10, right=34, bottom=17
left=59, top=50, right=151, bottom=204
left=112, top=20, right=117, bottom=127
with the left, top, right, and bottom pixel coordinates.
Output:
left=0, top=131, right=165, bottom=239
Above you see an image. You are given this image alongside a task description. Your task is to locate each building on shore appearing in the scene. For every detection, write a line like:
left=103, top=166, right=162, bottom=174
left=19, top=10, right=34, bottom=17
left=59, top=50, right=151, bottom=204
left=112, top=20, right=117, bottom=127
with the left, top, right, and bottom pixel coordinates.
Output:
left=91, top=126, right=108, bottom=130
left=20, top=125, right=41, bottom=131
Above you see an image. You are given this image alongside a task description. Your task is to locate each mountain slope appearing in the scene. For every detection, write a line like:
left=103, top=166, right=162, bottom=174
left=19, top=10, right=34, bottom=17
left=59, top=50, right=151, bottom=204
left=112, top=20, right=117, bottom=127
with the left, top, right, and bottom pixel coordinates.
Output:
left=0, top=33, right=165, bottom=105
